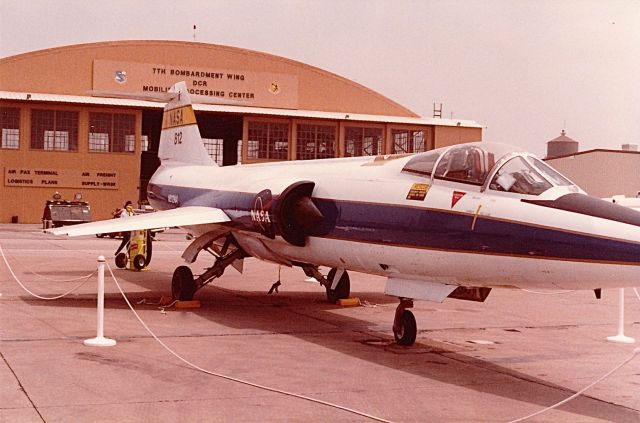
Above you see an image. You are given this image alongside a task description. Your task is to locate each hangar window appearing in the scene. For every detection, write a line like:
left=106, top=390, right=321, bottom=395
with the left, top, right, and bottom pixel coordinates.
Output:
left=392, top=128, right=430, bottom=154
left=345, top=126, right=383, bottom=157
left=247, top=121, right=289, bottom=160
left=296, top=124, right=336, bottom=160
left=31, top=109, right=78, bottom=151
left=1, top=107, right=20, bottom=149
left=89, top=112, right=135, bottom=153
left=203, top=138, right=224, bottom=166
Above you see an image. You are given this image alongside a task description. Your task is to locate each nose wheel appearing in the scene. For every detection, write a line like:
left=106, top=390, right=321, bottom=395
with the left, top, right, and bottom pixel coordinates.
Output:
left=325, top=268, right=350, bottom=303
left=393, top=298, right=416, bottom=346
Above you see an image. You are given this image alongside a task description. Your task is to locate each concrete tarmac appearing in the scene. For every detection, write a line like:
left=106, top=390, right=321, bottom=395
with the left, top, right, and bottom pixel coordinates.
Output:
left=0, top=224, right=638, bottom=422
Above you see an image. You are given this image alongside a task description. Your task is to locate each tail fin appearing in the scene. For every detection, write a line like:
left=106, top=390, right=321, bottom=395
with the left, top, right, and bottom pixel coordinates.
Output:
left=158, top=81, right=216, bottom=166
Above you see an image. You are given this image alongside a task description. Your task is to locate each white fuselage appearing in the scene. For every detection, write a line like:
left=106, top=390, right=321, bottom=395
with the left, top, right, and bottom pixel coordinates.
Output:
left=149, top=154, right=640, bottom=291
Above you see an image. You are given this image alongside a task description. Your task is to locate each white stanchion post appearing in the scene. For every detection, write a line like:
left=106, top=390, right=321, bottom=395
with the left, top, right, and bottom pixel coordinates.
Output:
left=84, top=256, right=116, bottom=347
left=606, top=288, right=635, bottom=344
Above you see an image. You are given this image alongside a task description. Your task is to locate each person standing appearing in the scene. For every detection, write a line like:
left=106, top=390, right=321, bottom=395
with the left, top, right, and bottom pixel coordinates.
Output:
left=114, top=201, right=134, bottom=255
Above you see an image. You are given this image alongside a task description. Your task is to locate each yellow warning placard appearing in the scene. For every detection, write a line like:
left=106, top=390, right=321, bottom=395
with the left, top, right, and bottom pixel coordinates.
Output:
left=406, top=183, right=430, bottom=201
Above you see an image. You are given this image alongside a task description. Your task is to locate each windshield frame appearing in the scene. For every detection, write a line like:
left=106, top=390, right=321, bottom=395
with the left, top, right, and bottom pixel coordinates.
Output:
left=481, top=152, right=579, bottom=195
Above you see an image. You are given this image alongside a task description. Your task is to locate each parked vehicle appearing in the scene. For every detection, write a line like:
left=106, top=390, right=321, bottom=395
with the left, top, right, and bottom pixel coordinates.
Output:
left=42, top=200, right=92, bottom=229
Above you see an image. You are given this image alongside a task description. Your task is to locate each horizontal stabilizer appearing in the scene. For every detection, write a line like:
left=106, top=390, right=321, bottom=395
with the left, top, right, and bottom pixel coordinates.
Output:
left=47, top=206, right=230, bottom=237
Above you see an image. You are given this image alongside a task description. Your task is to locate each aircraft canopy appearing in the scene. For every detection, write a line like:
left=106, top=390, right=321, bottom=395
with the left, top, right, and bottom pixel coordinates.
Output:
left=402, top=142, right=575, bottom=195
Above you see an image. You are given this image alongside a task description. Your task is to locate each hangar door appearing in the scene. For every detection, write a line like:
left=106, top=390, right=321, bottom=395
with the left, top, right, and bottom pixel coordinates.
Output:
left=196, top=113, right=243, bottom=166
left=139, top=110, right=243, bottom=202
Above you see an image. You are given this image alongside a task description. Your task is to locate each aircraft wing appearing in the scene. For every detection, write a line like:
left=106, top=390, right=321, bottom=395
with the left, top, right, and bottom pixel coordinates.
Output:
left=47, top=206, right=230, bottom=237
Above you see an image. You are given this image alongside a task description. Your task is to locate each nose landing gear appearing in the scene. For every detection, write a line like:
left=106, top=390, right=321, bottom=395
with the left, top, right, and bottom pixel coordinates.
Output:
left=393, top=298, right=416, bottom=346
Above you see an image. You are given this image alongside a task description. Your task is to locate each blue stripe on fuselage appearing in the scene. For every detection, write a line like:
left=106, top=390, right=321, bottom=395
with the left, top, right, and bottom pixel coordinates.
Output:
left=147, top=183, right=640, bottom=265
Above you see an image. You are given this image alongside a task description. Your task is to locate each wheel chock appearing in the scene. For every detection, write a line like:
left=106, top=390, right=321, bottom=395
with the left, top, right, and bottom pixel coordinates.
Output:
left=336, top=297, right=360, bottom=307
left=158, top=296, right=174, bottom=306
left=175, top=300, right=201, bottom=309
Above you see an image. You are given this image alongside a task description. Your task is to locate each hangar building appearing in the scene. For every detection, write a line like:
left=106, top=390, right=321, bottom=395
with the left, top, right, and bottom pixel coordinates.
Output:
left=545, top=147, right=640, bottom=198
left=0, top=40, right=482, bottom=224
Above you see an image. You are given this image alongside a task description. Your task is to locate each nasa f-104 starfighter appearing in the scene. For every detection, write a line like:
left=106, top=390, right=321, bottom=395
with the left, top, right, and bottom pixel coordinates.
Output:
left=51, top=81, right=640, bottom=345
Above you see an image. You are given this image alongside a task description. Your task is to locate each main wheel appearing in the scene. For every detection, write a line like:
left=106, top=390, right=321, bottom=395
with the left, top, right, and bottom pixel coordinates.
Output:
left=115, top=253, right=127, bottom=269
left=172, top=266, right=196, bottom=301
left=394, top=310, right=417, bottom=346
left=133, top=254, right=146, bottom=270
left=325, top=268, right=350, bottom=303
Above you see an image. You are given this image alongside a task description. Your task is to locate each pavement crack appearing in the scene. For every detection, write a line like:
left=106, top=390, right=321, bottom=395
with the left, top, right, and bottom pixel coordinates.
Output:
left=0, top=349, right=47, bottom=422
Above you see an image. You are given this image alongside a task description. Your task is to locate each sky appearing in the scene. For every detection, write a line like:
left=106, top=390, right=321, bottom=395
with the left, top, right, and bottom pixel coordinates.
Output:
left=1, top=0, right=639, bottom=157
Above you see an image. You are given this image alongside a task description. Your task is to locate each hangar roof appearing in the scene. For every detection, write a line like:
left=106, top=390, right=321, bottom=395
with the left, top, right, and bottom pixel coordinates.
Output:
left=0, top=90, right=483, bottom=128
left=1, top=40, right=419, bottom=117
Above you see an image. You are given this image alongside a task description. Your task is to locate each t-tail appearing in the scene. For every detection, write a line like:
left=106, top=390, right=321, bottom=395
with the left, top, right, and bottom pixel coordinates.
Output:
left=157, top=81, right=216, bottom=166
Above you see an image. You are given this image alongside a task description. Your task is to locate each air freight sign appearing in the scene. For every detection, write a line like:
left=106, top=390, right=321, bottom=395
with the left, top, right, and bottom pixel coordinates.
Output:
left=93, top=60, right=299, bottom=109
left=4, top=168, right=119, bottom=190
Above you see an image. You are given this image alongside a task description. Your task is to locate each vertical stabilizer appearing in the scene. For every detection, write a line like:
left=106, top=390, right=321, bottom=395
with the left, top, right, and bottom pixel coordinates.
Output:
left=158, top=81, right=216, bottom=166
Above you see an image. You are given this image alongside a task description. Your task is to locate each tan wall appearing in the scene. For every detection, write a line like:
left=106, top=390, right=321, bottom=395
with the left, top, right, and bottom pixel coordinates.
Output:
left=0, top=41, right=417, bottom=117
left=1, top=101, right=141, bottom=223
left=433, top=126, right=482, bottom=148
left=546, top=151, right=640, bottom=198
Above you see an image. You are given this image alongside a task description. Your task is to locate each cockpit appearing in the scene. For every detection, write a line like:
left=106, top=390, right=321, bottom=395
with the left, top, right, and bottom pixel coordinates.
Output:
left=401, top=142, right=576, bottom=196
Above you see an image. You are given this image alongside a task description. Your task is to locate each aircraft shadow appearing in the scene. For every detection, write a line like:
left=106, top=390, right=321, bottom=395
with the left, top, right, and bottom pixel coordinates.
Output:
left=18, top=267, right=639, bottom=423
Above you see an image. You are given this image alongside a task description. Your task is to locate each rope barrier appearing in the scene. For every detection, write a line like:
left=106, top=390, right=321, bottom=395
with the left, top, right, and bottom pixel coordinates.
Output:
left=508, top=347, right=639, bottom=422
left=0, top=244, right=95, bottom=300
left=105, top=263, right=393, bottom=423
left=2, top=244, right=637, bottom=422
left=7, top=252, right=96, bottom=282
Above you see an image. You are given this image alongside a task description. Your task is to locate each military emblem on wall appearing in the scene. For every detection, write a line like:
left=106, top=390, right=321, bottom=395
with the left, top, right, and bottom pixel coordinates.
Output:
left=114, top=70, right=127, bottom=84
left=269, top=82, right=280, bottom=95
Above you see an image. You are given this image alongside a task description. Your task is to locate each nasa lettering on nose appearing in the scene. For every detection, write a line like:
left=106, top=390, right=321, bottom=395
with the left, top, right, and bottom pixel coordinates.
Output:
left=250, top=209, right=271, bottom=223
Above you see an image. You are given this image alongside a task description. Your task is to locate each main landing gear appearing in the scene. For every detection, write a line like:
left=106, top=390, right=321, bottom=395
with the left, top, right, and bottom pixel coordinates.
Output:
left=302, top=266, right=350, bottom=303
left=393, top=298, right=416, bottom=346
left=303, top=266, right=417, bottom=346
left=171, top=236, right=247, bottom=301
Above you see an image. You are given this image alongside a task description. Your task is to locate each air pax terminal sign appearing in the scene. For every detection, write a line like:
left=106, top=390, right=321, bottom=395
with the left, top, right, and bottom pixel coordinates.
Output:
left=5, top=168, right=119, bottom=190
left=93, top=60, right=299, bottom=109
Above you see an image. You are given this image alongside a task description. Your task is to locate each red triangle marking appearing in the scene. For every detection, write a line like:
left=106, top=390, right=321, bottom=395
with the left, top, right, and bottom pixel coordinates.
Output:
left=451, top=191, right=466, bottom=208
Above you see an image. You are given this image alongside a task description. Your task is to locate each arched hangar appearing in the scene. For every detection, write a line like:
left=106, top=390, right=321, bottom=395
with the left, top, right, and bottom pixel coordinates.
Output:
left=0, top=40, right=482, bottom=223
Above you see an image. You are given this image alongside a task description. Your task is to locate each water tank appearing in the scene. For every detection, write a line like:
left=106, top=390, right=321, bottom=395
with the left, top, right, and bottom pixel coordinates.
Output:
left=546, top=130, right=579, bottom=159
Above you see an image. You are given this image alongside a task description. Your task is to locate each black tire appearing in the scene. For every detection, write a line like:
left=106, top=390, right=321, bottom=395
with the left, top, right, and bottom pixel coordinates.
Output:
left=325, top=268, right=350, bottom=303
left=96, top=233, right=105, bottom=238
left=172, top=266, right=196, bottom=301
left=394, top=310, right=417, bottom=346
left=133, top=254, right=146, bottom=270
left=115, top=253, right=128, bottom=269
